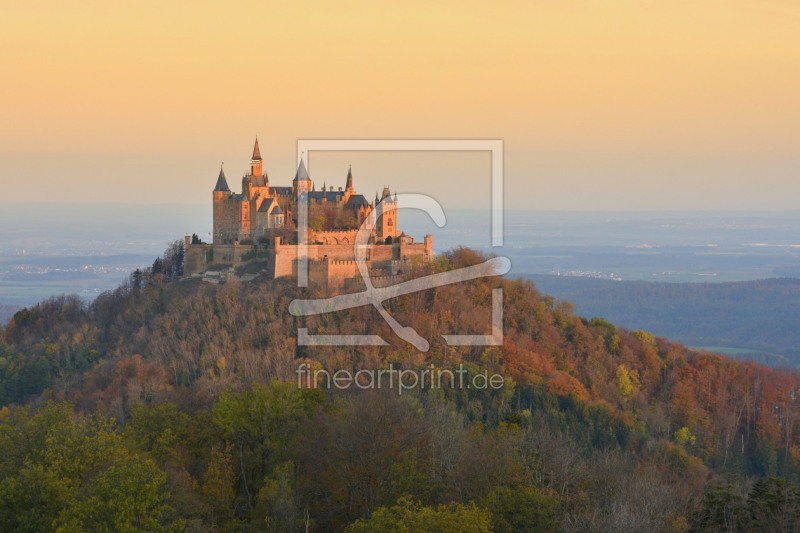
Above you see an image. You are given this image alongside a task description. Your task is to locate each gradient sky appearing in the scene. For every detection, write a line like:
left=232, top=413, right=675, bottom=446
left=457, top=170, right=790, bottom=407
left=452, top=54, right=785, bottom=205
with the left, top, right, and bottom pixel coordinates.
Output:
left=1, top=1, right=798, bottom=210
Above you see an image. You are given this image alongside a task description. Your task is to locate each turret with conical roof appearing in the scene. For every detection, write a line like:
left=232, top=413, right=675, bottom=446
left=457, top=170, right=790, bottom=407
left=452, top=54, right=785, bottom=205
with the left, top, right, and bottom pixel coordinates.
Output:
left=293, top=159, right=310, bottom=182
left=293, top=159, right=312, bottom=194
left=212, top=165, right=233, bottom=244
left=214, top=165, right=230, bottom=192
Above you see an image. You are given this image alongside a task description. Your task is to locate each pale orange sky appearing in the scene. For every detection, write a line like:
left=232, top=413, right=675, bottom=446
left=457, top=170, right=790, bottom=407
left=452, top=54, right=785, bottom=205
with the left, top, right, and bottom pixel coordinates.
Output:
left=1, top=1, right=799, bottom=209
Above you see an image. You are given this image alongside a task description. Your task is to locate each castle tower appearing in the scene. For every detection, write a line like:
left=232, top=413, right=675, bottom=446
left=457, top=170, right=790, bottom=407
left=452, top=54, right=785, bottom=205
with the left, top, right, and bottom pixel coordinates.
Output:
left=242, top=174, right=251, bottom=199
left=376, top=186, right=398, bottom=241
left=212, top=165, right=231, bottom=244
left=250, top=137, right=263, bottom=177
left=293, top=159, right=312, bottom=195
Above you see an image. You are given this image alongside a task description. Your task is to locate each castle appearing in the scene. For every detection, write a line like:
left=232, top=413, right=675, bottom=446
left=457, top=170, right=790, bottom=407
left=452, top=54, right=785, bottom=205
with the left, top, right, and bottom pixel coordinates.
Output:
left=184, top=139, right=432, bottom=291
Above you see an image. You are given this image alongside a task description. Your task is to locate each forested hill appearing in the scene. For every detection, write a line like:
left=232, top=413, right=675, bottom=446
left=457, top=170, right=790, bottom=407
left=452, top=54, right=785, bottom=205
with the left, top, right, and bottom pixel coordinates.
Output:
left=2, top=246, right=800, bottom=531
left=527, top=274, right=800, bottom=366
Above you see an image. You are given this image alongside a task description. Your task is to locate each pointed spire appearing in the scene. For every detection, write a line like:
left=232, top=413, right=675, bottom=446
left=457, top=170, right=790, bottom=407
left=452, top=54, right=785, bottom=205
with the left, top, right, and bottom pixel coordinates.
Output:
left=346, top=165, right=354, bottom=191
left=293, top=159, right=310, bottom=182
left=214, top=164, right=230, bottom=192
left=251, top=137, right=262, bottom=161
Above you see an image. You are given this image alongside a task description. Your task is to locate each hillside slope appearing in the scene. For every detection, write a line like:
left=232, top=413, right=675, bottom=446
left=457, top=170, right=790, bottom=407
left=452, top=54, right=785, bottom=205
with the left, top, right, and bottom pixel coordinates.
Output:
left=1, top=247, right=800, bottom=531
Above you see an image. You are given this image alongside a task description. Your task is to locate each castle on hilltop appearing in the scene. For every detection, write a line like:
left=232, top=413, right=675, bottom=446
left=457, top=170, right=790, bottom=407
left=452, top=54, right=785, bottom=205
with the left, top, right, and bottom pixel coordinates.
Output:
left=184, top=138, right=432, bottom=290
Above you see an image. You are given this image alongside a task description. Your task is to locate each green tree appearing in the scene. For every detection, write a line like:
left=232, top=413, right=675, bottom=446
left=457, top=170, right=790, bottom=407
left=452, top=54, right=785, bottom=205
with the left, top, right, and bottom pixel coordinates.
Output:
left=202, top=444, right=236, bottom=526
left=212, top=382, right=323, bottom=507
left=483, top=485, right=560, bottom=533
left=0, top=463, right=70, bottom=532
left=745, top=477, right=800, bottom=532
left=345, top=497, right=492, bottom=533
left=616, top=364, right=638, bottom=400
left=54, top=456, right=181, bottom=532
left=674, top=426, right=696, bottom=448
left=692, top=482, right=747, bottom=532
left=254, top=461, right=303, bottom=532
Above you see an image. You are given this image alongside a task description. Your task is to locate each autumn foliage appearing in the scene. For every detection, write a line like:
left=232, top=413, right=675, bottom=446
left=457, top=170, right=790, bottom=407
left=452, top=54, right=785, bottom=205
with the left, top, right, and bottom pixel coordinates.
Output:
left=1, top=245, right=799, bottom=531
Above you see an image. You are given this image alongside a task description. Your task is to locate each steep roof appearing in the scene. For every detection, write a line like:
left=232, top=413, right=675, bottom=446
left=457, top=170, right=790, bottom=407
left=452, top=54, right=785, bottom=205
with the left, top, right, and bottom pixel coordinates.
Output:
left=345, top=194, right=369, bottom=209
left=271, top=186, right=293, bottom=196
left=251, top=138, right=262, bottom=161
left=309, top=190, right=345, bottom=203
left=346, top=165, right=353, bottom=190
left=214, top=167, right=230, bottom=192
left=257, top=198, right=274, bottom=212
left=293, top=159, right=311, bottom=182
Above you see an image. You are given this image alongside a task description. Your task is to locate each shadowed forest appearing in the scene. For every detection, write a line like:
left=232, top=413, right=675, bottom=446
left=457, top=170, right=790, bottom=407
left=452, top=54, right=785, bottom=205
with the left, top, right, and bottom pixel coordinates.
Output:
left=2, top=245, right=800, bottom=531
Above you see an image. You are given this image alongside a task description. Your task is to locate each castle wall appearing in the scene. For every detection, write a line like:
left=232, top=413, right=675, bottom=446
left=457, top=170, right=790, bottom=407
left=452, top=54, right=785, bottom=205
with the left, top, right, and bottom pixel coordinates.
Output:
left=302, top=259, right=363, bottom=291
left=273, top=239, right=297, bottom=278
left=185, top=243, right=212, bottom=276
left=399, top=241, right=431, bottom=262
left=370, top=274, right=406, bottom=288
left=311, top=229, right=359, bottom=245
left=185, top=242, right=257, bottom=275
left=188, top=236, right=430, bottom=281
left=309, top=244, right=357, bottom=261
left=213, top=196, right=241, bottom=244
left=325, top=260, right=362, bottom=290
left=239, top=202, right=251, bottom=240
left=369, top=244, right=398, bottom=261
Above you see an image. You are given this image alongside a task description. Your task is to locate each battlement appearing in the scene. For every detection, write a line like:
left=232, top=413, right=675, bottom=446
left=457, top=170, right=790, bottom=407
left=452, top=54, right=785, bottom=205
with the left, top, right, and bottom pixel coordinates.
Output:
left=306, top=258, right=368, bottom=267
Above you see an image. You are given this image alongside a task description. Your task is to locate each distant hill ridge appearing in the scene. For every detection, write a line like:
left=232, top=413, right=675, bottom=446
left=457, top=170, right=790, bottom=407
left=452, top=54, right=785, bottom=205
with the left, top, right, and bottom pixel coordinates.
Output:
left=526, top=274, right=800, bottom=365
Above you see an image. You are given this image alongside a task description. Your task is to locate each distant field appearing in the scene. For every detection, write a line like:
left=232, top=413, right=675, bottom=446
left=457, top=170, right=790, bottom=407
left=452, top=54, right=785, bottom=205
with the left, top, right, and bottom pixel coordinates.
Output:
left=693, top=346, right=761, bottom=355
left=690, top=346, right=791, bottom=367
left=402, top=210, right=800, bottom=282
left=0, top=203, right=209, bottom=320
left=0, top=253, right=158, bottom=319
